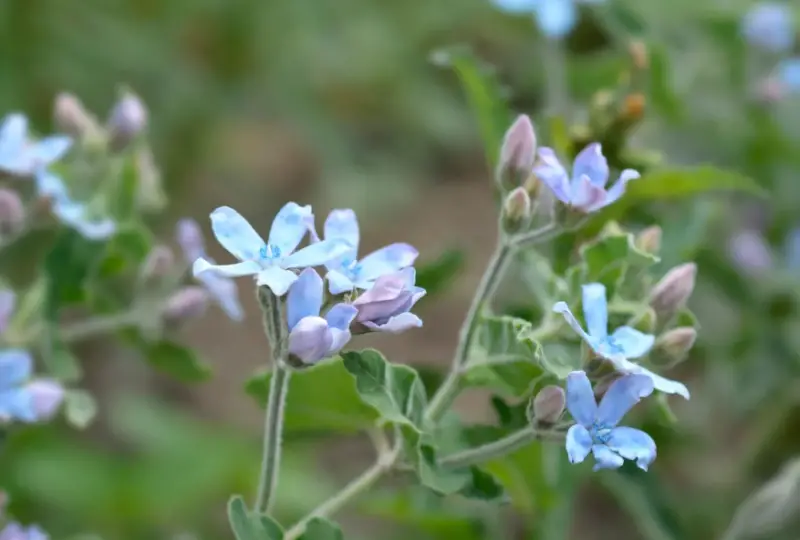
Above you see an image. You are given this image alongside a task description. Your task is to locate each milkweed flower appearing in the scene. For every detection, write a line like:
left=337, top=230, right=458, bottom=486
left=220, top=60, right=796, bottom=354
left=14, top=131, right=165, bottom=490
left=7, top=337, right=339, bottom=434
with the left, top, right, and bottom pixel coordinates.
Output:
left=312, top=209, right=418, bottom=294
left=287, top=268, right=358, bottom=365
left=192, top=204, right=352, bottom=296
left=742, top=3, right=794, bottom=53
left=351, top=268, right=425, bottom=333
left=176, top=218, right=244, bottom=321
left=565, top=370, right=657, bottom=471
left=533, top=143, right=640, bottom=213
left=553, top=283, right=690, bottom=399
left=491, top=0, right=605, bottom=39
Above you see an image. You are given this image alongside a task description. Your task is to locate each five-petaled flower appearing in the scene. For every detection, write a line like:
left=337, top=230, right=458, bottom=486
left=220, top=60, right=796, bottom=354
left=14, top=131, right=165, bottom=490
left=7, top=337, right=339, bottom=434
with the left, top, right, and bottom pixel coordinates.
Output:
left=565, top=370, right=657, bottom=471
left=741, top=3, right=794, bottom=53
left=491, top=0, right=605, bottom=39
left=176, top=218, right=244, bottom=321
left=312, top=209, right=418, bottom=294
left=287, top=268, right=358, bottom=365
left=192, top=204, right=352, bottom=296
left=553, top=283, right=690, bottom=399
left=351, top=268, right=425, bottom=333
left=533, top=143, right=640, bottom=213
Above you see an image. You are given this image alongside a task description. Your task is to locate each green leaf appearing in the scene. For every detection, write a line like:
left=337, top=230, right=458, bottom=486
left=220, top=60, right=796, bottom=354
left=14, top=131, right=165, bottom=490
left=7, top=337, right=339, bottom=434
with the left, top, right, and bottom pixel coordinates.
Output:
left=577, top=226, right=658, bottom=298
left=42, top=333, right=83, bottom=382
left=95, top=225, right=153, bottom=279
left=108, top=156, right=139, bottom=222
left=244, top=358, right=378, bottom=433
left=462, top=316, right=545, bottom=396
left=432, top=46, right=510, bottom=169
left=341, top=349, right=427, bottom=430
left=648, top=44, right=684, bottom=123
left=64, top=389, right=98, bottom=429
left=299, top=517, right=344, bottom=540
left=415, top=249, right=465, bottom=298
left=144, top=340, right=211, bottom=382
left=44, top=229, right=107, bottom=318
left=414, top=443, right=471, bottom=495
left=458, top=467, right=505, bottom=501
left=227, top=495, right=284, bottom=540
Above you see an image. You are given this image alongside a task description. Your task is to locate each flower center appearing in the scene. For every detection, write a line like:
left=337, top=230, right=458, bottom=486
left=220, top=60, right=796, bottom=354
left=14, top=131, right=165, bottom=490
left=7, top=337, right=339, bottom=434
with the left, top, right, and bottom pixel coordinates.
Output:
left=590, top=422, right=613, bottom=444
left=259, top=244, right=281, bottom=261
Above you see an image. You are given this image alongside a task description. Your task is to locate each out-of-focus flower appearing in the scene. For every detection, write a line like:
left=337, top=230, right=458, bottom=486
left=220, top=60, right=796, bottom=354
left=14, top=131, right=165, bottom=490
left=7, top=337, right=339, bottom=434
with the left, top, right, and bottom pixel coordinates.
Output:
left=286, top=268, right=358, bottom=365
left=554, top=283, right=690, bottom=398
left=106, top=91, right=148, bottom=152
left=785, top=227, right=800, bottom=269
left=742, top=3, right=794, bottom=53
left=0, top=349, right=64, bottom=423
left=0, top=114, right=71, bottom=177
left=533, top=143, right=640, bottom=213
left=0, top=522, right=49, bottom=540
left=162, top=286, right=211, bottom=325
left=176, top=218, right=243, bottom=321
left=728, top=229, right=774, bottom=274
left=351, top=268, right=425, bottom=333
left=311, top=209, right=418, bottom=295
left=54, top=92, right=100, bottom=141
left=491, top=0, right=604, bottom=39
left=565, top=370, right=657, bottom=471
left=35, top=171, right=116, bottom=240
left=192, top=204, right=352, bottom=296
left=0, top=188, right=25, bottom=236
left=0, top=291, right=15, bottom=336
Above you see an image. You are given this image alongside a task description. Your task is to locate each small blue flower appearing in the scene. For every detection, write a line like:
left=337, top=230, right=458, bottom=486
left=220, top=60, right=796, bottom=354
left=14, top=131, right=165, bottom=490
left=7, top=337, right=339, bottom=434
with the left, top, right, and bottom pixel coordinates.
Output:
left=553, top=283, right=690, bottom=399
left=35, top=171, right=116, bottom=240
left=192, top=204, right=353, bottom=296
left=176, top=218, right=244, bottom=321
left=534, top=143, right=640, bottom=213
left=491, top=0, right=604, bottom=39
left=777, top=57, right=800, bottom=92
left=742, top=3, right=794, bottom=53
left=0, top=114, right=71, bottom=177
left=286, top=268, right=358, bottom=365
left=312, top=209, right=419, bottom=294
left=565, top=370, right=657, bottom=471
left=352, top=268, right=426, bottom=333
left=784, top=227, right=800, bottom=270
left=0, top=522, right=49, bottom=540
left=0, top=349, right=63, bottom=423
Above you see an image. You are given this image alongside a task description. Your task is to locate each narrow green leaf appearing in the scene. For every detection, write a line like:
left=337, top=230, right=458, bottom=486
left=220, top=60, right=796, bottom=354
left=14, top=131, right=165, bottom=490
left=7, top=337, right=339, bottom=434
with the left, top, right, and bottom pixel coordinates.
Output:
left=299, top=517, right=344, bottom=540
left=64, top=389, right=98, bottom=430
left=145, top=340, right=211, bottom=382
left=341, top=349, right=427, bottom=430
left=244, top=357, right=378, bottom=433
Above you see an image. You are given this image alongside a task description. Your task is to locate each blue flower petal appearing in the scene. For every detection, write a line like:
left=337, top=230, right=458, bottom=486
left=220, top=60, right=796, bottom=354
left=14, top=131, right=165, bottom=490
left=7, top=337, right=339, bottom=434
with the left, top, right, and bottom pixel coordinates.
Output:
left=565, top=423, right=593, bottom=464
left=363, top=312, right=423, bottom=333
left=33, top=136, right=72, bottom=165
left=605, top=356, right=690, bottom=399
left=0, top=114, right=27, bottom=172
left=288, top=316, right=333, bottom=364
left=533, top=148, right=571, bottom=204
left=572, top=143, right=609, bottom=187
left=779, top=57, right=800, bottom=91
left=581, top=283, right=608, bottom=340
left=570, top=175, right=607, bottom=212
left=325, top=303, right=359, bottom=331
left=565, top=370, right=597, bottom=426
left=535, top=0, right=578, bottom=38
left=256, top=266, right=299, bottom=296
left=596, top=374, right=654, bottom=427
left=209, top=206, right=266, bottom=261
left=0, top=349, right=32, bottom=388
left=552, top=301, right=592, bottom=343
left=193, top=258, right=261, bottom=278
left=742, top=3, right=794, bottom=53
left=785, top=227, right=800, bottom=269
left=52, top=201, right=116, bottom=240
left=35, top=171, right=69, bottom=200
left=196, top=271, right=244, bottom=321
left=607, top=426, right=657, bottom=471
left=601, top=169, right=639, bottom=208
left=492, top=0, right=539, bottom=14
left=327, top=327, right=353, bottom=357
left=609, top=325, right=655, bottom=359
left=282, top=238, right=352, bottom=269
left=326, top=269, right=355, bottom=295
left=268, top=202, right=313, bottom=255
left=591, top=444, right=624, bottom=471
left=176, top=218, right=207, bottom=262
left=324, top=209, right=360, bottom=253
left=357, top=243, right=419, bottom=282
left=0, top=387, right=36, bottom=422
left=287, top=268, right=324, bottom=329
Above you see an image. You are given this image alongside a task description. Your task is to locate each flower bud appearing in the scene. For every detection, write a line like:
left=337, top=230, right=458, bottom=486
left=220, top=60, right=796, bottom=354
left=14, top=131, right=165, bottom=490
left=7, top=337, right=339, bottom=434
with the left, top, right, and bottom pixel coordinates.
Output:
left=649, top=262, right=697, bottom=324
left=501, top=187, right=532, bottom=234
left=627, top=307, right=657, bottom=334
left=635, top=225, right=662, bottom=254
left=53, top=92, right=99, bottom=140
left=27, top=379, right=65, bottom=421
left=0, top=188, right=25, bottom=236
left=497, top=114, right=536, bottom=189
left=629, top=40, right=649, bottom=71
left=107, top=91, right=148, bottom=152
left=162, top=286, right=210, bottom=324
left=651, top=327, right=696, bottom=368
left=621, top=93, right=646, bottom=125
left=531, top=385, right=565, bottom=425
left=140, top=245, right=175, bottom=282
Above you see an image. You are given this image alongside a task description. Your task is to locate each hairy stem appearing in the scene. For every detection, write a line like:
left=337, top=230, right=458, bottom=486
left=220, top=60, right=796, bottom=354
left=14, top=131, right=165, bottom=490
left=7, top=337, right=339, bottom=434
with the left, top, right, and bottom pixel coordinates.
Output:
left=254, top=286, right=291, bottom=514
left=439, top=426, right=567, bottom=469
left=59, top=311, right=143, bottom=342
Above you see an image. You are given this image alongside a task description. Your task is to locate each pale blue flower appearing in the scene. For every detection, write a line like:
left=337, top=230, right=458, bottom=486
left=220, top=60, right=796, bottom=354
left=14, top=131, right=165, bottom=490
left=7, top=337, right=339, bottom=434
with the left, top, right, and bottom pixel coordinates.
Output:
left=491, top=0, right=604, bottom=38
left=287, top=268, right=358, bottom=365
left=0, top=350, right=63, bottom=423
left=777, top=57, right=800, bottom=91
left=534, top=143, right=640, bottom=213
left=784, top=227, right=800, bottom=270
left=0, top=522, right=48, bottom=540
left=312, top=209, right=419, bottom=294
left=742, top=3, right=794, bottom=53
left=35, top=171, right=116, bottom=240
left=176, top=218, right=244, bottom=321
left=192, top=204, right=352, bottom=296
left=565, top=370, right=657, bottom=471
left=0, top=114, right=71, bottom=177
left=553, top=283, right=690, bottom=399
left=352, top=268, right=425, bottom=333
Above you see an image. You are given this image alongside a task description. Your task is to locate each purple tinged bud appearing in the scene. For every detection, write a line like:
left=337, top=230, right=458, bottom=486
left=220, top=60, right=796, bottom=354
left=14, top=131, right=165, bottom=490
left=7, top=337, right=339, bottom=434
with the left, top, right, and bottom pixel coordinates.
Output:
left=162, top=286, right=210, bottom=324
left=649, top=263, right=696, bottom=324
left=176, top=218, right=205, bottom=262
left=352, top=268, right=424, bottom=334
left=107, top=91, right=148, bottom=152
left=0, top=188, right=24, bottom=236
left=53, top=92, right=99, bottom=140
left=498, top=114, right=537, bottom=188
left=26, top=379, right=64, bottom=421
left=635, top=225, right=662, bottom=254
left=140, top=245, right=175, bottom=282
left=531, top=385, right=566, bottom=425
left=502, top=187, right=532, bottom=234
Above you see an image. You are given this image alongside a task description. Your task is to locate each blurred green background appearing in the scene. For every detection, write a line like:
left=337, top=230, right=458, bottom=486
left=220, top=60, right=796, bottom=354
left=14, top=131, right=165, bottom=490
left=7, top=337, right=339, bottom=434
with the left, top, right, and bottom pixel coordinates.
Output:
left=2, top=0, right=800, bottom=538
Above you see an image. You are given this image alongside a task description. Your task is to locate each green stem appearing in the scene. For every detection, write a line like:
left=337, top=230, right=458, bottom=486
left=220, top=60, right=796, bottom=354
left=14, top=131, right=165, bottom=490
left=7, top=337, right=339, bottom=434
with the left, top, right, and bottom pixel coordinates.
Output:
left=59, top=311, right=143, bottom=342
left=254, top=286, right=291, bottom=514
left=439, top=426, right=566, bottom=469
left=512, top=222, right=559, bottom=247
left=424, top=239, right=514, bottom=423
left=543, top=37, right=569, bottom=118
